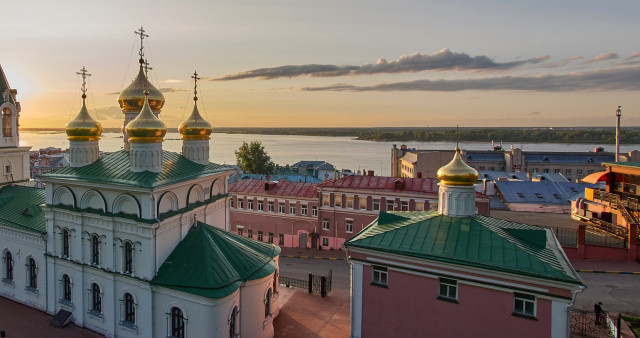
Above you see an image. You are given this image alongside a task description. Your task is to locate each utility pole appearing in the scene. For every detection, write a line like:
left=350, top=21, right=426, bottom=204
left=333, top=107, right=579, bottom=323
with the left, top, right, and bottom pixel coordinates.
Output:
left=616, top=106, right=622, bottom=162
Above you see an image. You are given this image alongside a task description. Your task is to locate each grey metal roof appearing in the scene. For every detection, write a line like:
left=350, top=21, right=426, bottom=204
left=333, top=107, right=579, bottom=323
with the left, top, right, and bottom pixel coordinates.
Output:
left=238, top=174, right=322, bottom=184
left=495, top=181, right=595, bottom=205
left=525, top=153, right=614, bottom=164
left=465, top=152, right=504, bottom=162
left=478, top=171, right=568, bottom=183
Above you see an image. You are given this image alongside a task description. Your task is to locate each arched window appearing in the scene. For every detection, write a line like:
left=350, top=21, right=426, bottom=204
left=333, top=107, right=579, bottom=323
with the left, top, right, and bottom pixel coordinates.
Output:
left=62, top=229, right=70, bottom=258
left=63, top=274, right=72, bottom=301
left=2, top=108, right=12, bottom=137
left=229, top=306, right=239, bottom=338
left=91, top=283, right=102, bottom=312
left=124, top=242, right=133, bottom=274
left=124, top=293, right=135, bottom=324
left=28, top=258, right=37, bottom=288
left=4, top=251, right=12, bottom=281
left=91, top=235, right=100, bottom=265
left=171, top=307, right=185, bottom=338
left=273, top=270, right=278, bottom=293
left=264, top=288, right=272, bottom=318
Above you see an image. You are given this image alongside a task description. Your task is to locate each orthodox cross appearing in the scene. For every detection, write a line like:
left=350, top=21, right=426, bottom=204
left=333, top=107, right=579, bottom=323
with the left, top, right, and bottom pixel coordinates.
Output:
left=134, top=26, right=148, bottom=59
left=76, top=66, right=91, bottom=99
left=143, top=59, right=152, bottom=90
left=191, top=71, right=200, bottom=101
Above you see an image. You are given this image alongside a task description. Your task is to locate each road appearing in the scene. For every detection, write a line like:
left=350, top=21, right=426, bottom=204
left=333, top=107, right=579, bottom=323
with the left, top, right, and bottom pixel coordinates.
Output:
left=573, top=273, right=640, bottom=316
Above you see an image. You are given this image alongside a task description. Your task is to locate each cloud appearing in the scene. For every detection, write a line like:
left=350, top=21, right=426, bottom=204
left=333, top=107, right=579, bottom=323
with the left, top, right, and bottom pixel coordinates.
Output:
left=159, top=88, right=187, bottom=93
left=105, top=91, right=120, bottom=95
left=626, top=52, right=640, bottom=61
left=300, top=67, right=640, bottom=93
left=213, top=49, right=550, bottom=81
left=90, top=106, right=121, bottom=120
left=583, top=53, right=619, bottom=64
left=541, top=56, right=583, bottom=68
left=160, top=79, right=185, bottom=84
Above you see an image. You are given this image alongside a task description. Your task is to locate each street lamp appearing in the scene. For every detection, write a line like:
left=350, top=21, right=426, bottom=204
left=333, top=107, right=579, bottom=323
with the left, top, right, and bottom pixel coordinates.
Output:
left=616, top=106, right=622, bottom=162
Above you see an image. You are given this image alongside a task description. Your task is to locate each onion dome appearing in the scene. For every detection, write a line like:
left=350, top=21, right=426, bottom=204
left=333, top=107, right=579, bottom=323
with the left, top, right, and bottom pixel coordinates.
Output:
left=65, top=94, right=102, bottom=141
left=125, top=91, right=167, bottom=143
left=437, top=148, right=478, bottom=186
left=118, top=61, right=165, bottom=112
left=178, top=103, right=212, bottom=140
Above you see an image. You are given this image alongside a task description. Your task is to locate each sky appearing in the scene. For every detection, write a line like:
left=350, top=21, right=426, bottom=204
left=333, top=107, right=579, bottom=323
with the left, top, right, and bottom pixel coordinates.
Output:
left=3, top=0, right=640, bottom=129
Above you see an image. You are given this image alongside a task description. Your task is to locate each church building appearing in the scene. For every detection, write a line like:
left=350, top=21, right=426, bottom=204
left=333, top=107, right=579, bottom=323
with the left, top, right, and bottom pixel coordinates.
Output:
left=0, top=28, right=280, bottom=338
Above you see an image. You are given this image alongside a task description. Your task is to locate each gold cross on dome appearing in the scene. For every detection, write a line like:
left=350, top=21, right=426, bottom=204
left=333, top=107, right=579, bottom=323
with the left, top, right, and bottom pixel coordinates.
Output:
left=134, top=26, right=149, bottom=58
left=191, top=71, right=200, bottom=100
left=76, top=66, right=91, bottom=97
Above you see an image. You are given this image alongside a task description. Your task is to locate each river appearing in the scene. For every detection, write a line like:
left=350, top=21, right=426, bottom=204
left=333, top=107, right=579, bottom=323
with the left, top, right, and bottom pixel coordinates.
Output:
left=19, top=131, right=640, bottom=177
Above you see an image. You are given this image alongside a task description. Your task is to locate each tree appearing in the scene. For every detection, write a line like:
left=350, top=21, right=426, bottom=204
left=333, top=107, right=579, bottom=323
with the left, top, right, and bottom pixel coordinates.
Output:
left=234, top=141, right=275, bottom=174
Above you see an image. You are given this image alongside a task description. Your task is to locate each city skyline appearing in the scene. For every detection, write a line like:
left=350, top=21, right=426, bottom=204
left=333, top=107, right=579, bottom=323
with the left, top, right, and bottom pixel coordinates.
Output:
left=4, top=0, right=640, bottom=129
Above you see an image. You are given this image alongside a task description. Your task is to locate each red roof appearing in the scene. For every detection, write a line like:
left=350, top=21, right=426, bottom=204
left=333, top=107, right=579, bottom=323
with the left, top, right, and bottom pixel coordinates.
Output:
left=230, top=179, right=318, bottom=199
left=319, top=176, right=439, bottom=194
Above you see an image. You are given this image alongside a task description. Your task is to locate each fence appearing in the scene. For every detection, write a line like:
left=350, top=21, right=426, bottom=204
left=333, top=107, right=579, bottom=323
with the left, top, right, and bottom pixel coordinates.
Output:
left=548, top=227, right=578, bottom=247
left=570, top=308, right=621, bottom=338
left=279, top=269, right=333, bottom=297
left=585, top=229, right=626, bottom=248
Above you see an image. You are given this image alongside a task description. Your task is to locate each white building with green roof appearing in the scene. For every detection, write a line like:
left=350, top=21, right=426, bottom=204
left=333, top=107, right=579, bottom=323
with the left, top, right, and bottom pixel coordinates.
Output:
left=0, top=31, right=281, bottom=338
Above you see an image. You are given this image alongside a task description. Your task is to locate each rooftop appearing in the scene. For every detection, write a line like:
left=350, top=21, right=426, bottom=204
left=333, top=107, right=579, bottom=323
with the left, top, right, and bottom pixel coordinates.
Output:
left=319, top=176, right=439, bottom=194
left=40, top=150, right=232, bottom=188
left=495, top=181, right=593, bottom=204
left=152, top=221, right=280, bottom=298
left=230, top=179, right=318, bottom=198
left=346, top=211, right=582, bottom=285
left=0, top=185, right=46, bottom=234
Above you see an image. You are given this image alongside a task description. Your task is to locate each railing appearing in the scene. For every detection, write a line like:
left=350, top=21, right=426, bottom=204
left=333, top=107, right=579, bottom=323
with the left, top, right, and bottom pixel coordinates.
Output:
left=570, top=308, right=620, bottom=338
left=279, top=269, right=332, bottom=297
left=592, top=190, right=640, bottom=241
left=279, top=275, right=308, bottom=290
left=547, top=227, right=577, bottom=247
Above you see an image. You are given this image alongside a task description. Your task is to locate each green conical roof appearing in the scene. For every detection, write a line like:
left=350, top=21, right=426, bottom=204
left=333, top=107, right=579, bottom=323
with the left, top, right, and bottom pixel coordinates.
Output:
left=152, top=222, right=281, bottom=298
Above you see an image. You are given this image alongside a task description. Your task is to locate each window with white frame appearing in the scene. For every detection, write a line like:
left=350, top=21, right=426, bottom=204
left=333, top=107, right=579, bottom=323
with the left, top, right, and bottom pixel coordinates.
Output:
left=268, top=201, right=274, bottom=212
left=62, top=274, right=72, bottom=302
left=312, top=205, right=318, bottom=217
left=346, top=196, right=354, bottom=208
left=4, top=250, right=12, bottom=281
left=124, top=292, right=136, bottom=325
left=438, top=278, right=457, bottom=301
left=416, top=201, right=425, bottom=211
left=62, top=228, right=70, bottom=258
left=248, top=200, right=254, bottom=210
left=278, top=234, right=284, bottom=245
left=248, top=229, right=253, bottom=239
left=322, top=238, right=329, bottom=246
left=386, top=200, right=395, bottom=211
left=401, top=201, right=409, bottom=211
left=289, top=204, right=296, bottom=214
left=171, top=307, right=185, bottom=338
left=372, top=265, right=388, bottom=286
left=268, top=232, right=274, bottom=243
left=345, top=219, right=353, bottom=233
left=239, top=198, right=244, bottom=209
left=258, top=231, right=263, bottom=241
left=279, top=203, right=285, bottom=213
left=229, top=306, right=239, bottom=337
left=237, top=228, right=243, bottom=236
left=91, top=283, right=102, bottom=313
left=301, top=204, right=308, bottom=216
left=230, top=198, right=234, bottom=208
left=124, top=241, right=134, bottom=274
left=373, top=198, right=380, bottom=211
left=513, top=293, right=536, bottom=317
left=27, top=257, right=37, bottom=289
left=258, top=200, right=264, bottom=211
left=359, top=196, right=367, bottom=210
left=322, top=194, right=330, bottom=206
left=265, top=288, right=272, bottom=318
left=91, top=235, right=100, bottom=265
left=322, top=218, right=330, bottom=231
left=334, top=195, right=342, bottom=207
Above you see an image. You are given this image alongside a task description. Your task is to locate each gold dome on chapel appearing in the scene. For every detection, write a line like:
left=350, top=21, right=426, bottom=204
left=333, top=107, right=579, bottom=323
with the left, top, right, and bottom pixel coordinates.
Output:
left=65, top=98, right=102, bottom=141
left=179, top=103, right=212, bottom=140
left=118, top=62, right=165, bottom=112
left=125, top=92, right=167, bottom=143
left=437, top=148, right=478, bottom=186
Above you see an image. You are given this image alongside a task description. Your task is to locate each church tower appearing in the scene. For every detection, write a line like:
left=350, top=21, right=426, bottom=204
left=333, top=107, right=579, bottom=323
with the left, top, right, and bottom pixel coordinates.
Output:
left=436, top=148, right=479, bottom=217
left=0, top=65, right=20, bottom=148
left=178, top=71, right=212, bottom=165
left=117, top=27, right=165, bottom=151
left=65, top=67, right=102, bottom=167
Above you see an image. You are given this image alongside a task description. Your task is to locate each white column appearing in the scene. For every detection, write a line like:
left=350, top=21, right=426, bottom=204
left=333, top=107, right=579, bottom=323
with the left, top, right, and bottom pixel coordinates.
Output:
left=351, top=262, right=363, bottom=338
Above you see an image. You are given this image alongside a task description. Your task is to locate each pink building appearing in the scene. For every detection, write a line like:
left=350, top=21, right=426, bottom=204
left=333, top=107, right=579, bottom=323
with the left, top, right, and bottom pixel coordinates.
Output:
left=318, top=175, right=491, bottom=249
left=229, top=179, right=320, bottom=247
left=345, top=149, right=584, bottom=338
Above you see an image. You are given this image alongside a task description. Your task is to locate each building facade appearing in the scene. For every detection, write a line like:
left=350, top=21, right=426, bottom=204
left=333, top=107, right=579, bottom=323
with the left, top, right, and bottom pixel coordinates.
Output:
left=348, top=148, right=584, bottom=338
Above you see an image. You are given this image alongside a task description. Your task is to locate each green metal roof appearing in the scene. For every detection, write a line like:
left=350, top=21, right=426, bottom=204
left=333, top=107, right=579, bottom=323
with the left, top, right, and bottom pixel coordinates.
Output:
left=0, top=185, right=46, bottom=234
left=40, top=150, right=232, bottom=188
left=346, top=211, right=582, bottom=285
left=152, top=222, right=281, bottom=298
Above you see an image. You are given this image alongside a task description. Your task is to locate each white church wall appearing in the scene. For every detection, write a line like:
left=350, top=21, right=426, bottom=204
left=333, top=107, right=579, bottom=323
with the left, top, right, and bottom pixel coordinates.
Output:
left=240, top=274, right=276, bottom=338
left=0, top=225, right=47, bottom=311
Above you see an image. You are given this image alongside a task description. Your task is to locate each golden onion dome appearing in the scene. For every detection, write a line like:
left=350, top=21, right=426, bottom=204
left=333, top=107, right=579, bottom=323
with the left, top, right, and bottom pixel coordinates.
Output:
left=437, top=148, right=479, bottom=186
left=178, top=103, right=212, bottom=140
left=65, top=97, right=102, bottom=141
left=118, top=63, right=165, bottom=112
left=125, top=92, right=167, bottom=143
